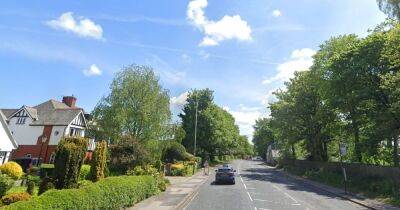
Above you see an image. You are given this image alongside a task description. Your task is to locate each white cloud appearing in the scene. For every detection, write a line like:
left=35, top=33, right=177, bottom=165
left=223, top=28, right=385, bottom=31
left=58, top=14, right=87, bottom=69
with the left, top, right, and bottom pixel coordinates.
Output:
left=187, top=0, right=252, bottom=47
left=272, top=10, right=282, bottom=17
left=224, top=105, right=265, bottom=139
left=263, top=48, right=316, bottom=84
left=198, top=50, right=210, bottom=59
left=46, top=12, right=103, bottom=40
left=170, top=92, right=189, bottom=107
left=83, top=64, right=102, bottom=76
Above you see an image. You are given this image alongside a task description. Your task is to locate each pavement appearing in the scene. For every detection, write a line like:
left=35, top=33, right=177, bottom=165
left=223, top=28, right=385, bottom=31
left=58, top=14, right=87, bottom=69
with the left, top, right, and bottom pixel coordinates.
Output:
left=183, top=160, right=400, bottom=210
left=128, top=170, right=209, bottom=210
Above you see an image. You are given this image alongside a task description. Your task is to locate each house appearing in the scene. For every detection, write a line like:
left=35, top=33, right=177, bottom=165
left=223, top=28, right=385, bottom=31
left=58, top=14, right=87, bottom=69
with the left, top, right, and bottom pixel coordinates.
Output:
left=0, top=111, right=18, bottom=165
left=0, top=96, right=87, bottom=164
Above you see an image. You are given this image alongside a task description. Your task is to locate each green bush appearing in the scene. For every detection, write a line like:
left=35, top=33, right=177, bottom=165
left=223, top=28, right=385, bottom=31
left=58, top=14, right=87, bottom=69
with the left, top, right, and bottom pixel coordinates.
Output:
left=0, top=174, right=14, bottom=197
left=26, top=181, right=35, bottom=195
left=3, top=176, right=162, bottom=210
left=79, top=165, right=91, bottom=181
left=38, top=177, right=55, bottom=195
left=162, top=141, right=187, bottom=163
left=54, top=137, right=88, bottom=189
left=89, top=140, right=108, bottom=182
left=1, top=192, right=31, bottom=205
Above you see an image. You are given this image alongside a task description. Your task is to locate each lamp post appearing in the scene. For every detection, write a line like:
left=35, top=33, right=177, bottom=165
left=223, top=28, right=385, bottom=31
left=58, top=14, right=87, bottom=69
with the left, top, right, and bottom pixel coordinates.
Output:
left=37, top=135, right=47, bottom=166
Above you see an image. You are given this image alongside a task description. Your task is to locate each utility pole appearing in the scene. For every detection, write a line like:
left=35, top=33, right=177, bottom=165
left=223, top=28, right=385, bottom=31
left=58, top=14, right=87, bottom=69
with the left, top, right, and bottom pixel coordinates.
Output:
left=193, top=98, right=198, bottom=175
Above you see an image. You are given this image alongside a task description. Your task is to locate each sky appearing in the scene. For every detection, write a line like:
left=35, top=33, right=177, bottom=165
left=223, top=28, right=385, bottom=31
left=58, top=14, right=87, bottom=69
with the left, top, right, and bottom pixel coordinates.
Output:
left=0, top=0, right=387, bottom=139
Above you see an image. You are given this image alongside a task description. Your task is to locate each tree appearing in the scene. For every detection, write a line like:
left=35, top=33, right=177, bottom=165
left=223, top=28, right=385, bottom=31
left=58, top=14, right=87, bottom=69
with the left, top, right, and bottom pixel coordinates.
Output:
left=376, top=0, right=400, bottom=20
left=54, top=137, right=88, bottom=189
left=253, top=118, right=275, bottom=158
left=89, top=140, right=108, bottom=182
left=180, top=89, right=241, bottom=160
left=92, top=65, right=171, bottom=143
left=162, top=141, right=187, bottom=163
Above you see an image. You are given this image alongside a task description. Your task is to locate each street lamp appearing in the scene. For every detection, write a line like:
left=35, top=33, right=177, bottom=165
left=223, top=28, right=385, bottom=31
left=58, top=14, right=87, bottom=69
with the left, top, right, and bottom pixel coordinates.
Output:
left=37, top=135, right=47, bottom=166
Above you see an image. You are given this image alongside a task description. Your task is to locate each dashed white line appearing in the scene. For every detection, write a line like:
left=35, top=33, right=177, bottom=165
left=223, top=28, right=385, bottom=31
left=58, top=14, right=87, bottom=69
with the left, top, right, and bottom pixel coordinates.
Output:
left=247, top=192, right=253, bottom=201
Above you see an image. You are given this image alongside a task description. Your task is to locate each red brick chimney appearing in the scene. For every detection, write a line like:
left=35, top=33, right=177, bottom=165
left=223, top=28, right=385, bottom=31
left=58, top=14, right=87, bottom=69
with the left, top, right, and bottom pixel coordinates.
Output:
left=62, top=96, right=77, bottom=108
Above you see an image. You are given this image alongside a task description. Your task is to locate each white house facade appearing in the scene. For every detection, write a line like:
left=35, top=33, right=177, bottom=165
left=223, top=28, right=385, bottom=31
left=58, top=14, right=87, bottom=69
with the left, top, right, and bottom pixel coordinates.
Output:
left=0, top=96, right=87, bottom=164
left=0, top=111, right=18, bottom=164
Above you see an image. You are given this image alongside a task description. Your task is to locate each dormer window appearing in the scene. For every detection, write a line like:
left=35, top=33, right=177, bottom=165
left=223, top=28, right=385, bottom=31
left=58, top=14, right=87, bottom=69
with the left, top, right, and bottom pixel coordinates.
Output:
left=16, top=117, right=26, bottom=124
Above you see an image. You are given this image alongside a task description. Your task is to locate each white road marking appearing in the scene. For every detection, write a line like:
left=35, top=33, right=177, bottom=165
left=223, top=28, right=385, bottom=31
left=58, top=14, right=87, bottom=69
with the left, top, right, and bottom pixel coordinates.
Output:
left=272, top=184, right=299, bottom=204
left=258, top=208, right=271, bottom=210
left=247, top=191, right=253, bottom=201
left=292, top=203, right=301, bottom=205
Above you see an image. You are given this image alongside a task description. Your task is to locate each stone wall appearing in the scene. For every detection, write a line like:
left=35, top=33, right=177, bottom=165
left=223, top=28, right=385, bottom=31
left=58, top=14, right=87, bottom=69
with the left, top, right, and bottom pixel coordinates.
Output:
left=281, top=158, right=400, bottom=184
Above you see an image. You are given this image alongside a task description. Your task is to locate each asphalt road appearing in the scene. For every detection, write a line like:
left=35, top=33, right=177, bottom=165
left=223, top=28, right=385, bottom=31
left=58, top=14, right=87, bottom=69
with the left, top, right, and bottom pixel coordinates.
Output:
left=184, top=160, right=367, bottom=210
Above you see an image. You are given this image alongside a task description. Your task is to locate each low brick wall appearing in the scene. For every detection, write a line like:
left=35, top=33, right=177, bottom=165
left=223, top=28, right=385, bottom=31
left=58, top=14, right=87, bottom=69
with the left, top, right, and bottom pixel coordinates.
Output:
left=281, top=158, right=400, bottom=184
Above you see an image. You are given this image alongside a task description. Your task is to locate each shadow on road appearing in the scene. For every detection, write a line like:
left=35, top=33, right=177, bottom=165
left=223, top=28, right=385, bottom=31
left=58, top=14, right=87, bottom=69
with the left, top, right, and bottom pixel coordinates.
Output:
left=240, top=162, right=354, bottom=202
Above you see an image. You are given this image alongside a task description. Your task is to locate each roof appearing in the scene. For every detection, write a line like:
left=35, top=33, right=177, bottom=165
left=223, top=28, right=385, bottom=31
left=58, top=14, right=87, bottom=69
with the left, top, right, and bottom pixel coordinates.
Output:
left=0, top=111, right=18, bottom=148
left=0, top=109, right=18, bottom=118
left=1, top=99, right=86, bottom=126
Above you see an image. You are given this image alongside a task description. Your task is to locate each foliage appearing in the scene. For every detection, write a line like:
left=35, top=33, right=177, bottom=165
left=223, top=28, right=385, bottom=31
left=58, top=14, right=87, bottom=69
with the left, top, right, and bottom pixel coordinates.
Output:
left=126, top=165, right=159, bottom=177
left=79, top=165, right=91, bottom=181
left=89, top=140, right=108, bottom=182
left=180, top=89, right=248, bottom=160
left=3, top=176, right=163, bottom=210
left=0, top=174, right=14, bottom=198
left=1, top=192, right=31, bottom=205
left=39, top=164, right=54, bottom=178
left=0, top=162, right=23, bottom=180
left=265, top=23, right=400, bottom=166
left=376, top=0, right=400, bottom=20
left=91, top=65, right=171, bottom=143
left=162, top=141, right=187, bottom=163
left=38, top=176, right=54, bottom=196
left=26, top=180, right=35, bottom=195
left=168, top=163, right=195, bottom=176
left=108, top=135, right=150, bottom=174
left=54, top=137, right=88, bottom=189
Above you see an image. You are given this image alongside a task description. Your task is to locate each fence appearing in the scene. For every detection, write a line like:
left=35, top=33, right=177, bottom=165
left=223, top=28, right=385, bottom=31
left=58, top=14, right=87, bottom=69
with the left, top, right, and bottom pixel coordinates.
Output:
left=280, top=158, right=400, bottom=184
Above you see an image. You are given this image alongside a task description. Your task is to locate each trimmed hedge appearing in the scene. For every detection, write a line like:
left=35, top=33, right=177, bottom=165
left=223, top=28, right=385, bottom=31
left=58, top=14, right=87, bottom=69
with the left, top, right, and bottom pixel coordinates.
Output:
left=3, top=175, right=161, bottom=210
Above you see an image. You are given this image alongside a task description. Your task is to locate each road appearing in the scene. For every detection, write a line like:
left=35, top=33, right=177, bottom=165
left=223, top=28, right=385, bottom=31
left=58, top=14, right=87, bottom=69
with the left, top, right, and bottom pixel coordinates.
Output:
left=184, top=160, right=366, bottom=210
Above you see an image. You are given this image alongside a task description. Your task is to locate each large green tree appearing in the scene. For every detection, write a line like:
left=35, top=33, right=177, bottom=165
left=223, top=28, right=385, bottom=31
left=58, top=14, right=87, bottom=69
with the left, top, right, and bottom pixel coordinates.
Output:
left=92, top=65, right=171, bottom=143
left=252, top=118, right=275, bottom=158
left=377, top=0, right=400, bottom=20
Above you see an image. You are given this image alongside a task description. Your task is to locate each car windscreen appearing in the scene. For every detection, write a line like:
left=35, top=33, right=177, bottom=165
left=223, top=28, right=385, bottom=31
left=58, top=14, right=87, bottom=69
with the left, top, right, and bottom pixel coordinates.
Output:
left=217, top=168, right=231, bottom=173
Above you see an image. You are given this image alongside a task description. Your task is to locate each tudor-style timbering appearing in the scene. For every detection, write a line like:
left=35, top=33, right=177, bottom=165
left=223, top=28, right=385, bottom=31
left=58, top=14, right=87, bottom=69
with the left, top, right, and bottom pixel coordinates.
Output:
left=1, top=96, right=88, bottom=163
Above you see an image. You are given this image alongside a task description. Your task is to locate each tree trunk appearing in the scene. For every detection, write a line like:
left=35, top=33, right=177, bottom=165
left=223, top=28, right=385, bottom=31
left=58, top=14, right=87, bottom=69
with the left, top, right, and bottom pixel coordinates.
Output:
left=393, top=134, right=399, bottom=167
left=291, top=144, right=296, bottom=158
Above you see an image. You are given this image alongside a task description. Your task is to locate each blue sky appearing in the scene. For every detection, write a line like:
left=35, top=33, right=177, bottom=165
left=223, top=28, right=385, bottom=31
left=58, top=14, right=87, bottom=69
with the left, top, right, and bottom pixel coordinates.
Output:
left=0, top=0, right=386, bottom=138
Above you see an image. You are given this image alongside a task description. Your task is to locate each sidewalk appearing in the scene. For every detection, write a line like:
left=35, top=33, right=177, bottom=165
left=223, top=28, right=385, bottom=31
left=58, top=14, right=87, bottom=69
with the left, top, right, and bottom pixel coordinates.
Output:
left=275, top=167, right=400, bottom=210
left=128, top=170, right=210, bottom=210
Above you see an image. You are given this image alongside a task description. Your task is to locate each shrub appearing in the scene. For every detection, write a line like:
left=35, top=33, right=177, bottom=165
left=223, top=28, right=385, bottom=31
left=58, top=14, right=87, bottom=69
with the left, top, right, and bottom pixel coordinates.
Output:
left=0, top=174, right=14, bottom=197
left=162, top=142, right=187, bottom=163
left=27, top=167, right=39, bottom=176
left=54, top=137, right=88, bottom=189
left=27, top=175, right=40, bottom=186
left=89, top=140, right=107, bottom=182
left=0, top=162, right=23, bottom=180
left=79, top=165, right=91, bottom=181
left=3, top=176, right=162, bottom=209
left=26, top=181, right=35, bottom=195
left=38, top=176, right=54, bottom=195
left=1, top=192, right=31, bottom=205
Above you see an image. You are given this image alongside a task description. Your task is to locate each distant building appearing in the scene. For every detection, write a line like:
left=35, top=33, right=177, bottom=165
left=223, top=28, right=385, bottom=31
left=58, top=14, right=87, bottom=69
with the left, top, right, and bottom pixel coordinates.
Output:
left=0, top=111, right=18, bottom=164
left=1, top=96, right=87, bottom=164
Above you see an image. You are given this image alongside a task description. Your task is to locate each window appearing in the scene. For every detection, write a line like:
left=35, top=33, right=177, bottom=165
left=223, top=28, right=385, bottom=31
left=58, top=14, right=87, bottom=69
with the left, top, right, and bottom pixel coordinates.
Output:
left=69, top=128, right=75, bottom=136
left=24, top=153, right=32, bottom=158
left=54, top=131, right=59, bottom=136
left=49, top=153, right=56, bottom=164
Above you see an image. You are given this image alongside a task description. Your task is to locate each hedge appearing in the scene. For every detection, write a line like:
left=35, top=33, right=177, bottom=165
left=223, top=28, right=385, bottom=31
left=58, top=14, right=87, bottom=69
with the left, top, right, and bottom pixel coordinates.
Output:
left=2, top=175, right=161, bottom=210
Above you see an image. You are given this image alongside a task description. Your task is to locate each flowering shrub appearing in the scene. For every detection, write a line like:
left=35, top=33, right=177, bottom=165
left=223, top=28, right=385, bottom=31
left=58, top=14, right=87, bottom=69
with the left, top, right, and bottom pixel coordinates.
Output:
left=1, top=192, right=31, bottom=205
left=0, top=162, right=23, bottom=180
